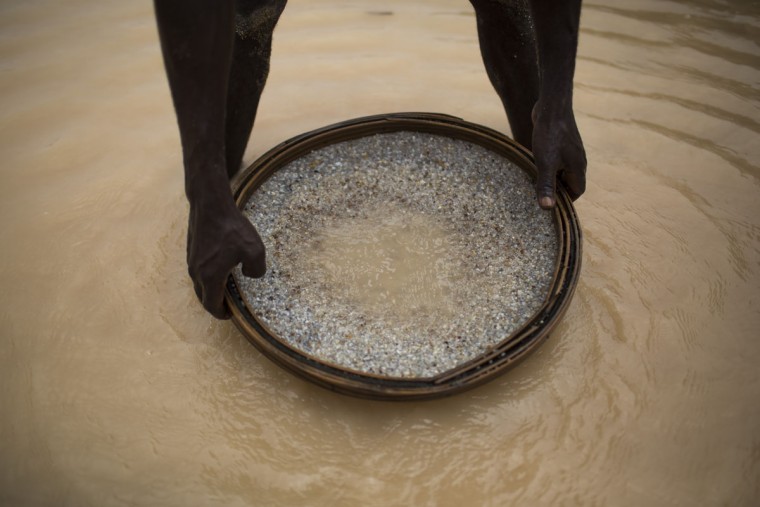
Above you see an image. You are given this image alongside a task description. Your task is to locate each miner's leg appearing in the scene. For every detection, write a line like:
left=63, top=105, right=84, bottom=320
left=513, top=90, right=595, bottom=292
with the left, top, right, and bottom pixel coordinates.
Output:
left=225, top=0, right=287, bottom=178
left=154, top=0, right=266, bottom=319
left=470, top=0, right=539, bottom=149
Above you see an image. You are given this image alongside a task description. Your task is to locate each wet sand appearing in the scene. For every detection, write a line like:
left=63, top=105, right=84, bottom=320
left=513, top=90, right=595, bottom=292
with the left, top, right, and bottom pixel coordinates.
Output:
left=1, top=0, right=759, bottom=505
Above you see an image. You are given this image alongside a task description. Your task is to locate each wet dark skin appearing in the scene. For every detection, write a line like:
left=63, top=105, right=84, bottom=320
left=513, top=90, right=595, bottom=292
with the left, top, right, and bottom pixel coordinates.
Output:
left=154, top=0, right=586, bottom=319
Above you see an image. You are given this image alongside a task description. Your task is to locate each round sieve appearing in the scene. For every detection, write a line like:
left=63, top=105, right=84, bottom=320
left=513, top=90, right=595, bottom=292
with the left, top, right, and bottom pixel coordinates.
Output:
left=225, top=112, right=582, bottom=400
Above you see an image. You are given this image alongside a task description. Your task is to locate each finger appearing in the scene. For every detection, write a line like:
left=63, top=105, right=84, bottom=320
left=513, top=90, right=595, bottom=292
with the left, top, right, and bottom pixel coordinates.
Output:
left=534, top=153, right=559, bottom=209
left=202, top=273, right=231, bottom=320
left=560, top=144, right=587, bottom=201
left=559, top=169, right=585, bottom=201
left=242, top=246, right=266, bottom=279
left=204, top=298, right=230, bottom=320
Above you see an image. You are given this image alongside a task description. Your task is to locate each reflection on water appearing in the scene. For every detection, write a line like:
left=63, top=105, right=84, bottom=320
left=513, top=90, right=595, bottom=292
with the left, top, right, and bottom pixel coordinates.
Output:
left=1, top=0, right=759, bottom=505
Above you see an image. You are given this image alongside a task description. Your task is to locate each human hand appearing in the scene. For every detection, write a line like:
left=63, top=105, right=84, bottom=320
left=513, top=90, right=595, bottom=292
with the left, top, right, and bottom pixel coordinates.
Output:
left=186, top=202, right=266, bottom=319
left=531, top=103, right=587, bottom=209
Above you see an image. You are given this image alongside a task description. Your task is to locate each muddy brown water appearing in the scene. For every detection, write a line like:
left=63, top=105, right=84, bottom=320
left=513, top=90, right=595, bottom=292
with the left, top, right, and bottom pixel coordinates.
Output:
left=307, top=208, right=460, bottom=321
left=1, top=0, right=759, bottom=505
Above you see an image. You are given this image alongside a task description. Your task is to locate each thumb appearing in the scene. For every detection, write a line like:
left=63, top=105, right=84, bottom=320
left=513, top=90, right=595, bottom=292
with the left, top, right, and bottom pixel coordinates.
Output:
left=241, top=245, right=266, bottom=279
left=534, top=152, right=559, bottom=209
